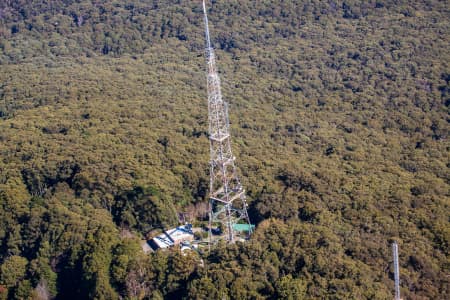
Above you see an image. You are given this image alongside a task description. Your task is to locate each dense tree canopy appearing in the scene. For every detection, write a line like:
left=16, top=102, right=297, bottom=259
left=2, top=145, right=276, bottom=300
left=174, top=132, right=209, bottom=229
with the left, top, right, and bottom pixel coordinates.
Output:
left=0, top=0, right=448, bottom=299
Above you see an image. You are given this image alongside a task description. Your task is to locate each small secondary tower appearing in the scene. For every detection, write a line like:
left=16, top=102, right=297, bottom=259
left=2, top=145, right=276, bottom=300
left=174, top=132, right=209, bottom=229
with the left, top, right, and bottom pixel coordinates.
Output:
left=202, top=0, right=252, bottom=243
left=392, top=242, right=401, bottom=300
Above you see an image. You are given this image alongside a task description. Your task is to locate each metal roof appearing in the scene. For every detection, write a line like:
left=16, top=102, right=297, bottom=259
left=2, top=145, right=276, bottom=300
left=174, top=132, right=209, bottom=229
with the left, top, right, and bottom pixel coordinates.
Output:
left=233, top=224, right=255, bottom=232
left=151, top=225, right=194, bottom=249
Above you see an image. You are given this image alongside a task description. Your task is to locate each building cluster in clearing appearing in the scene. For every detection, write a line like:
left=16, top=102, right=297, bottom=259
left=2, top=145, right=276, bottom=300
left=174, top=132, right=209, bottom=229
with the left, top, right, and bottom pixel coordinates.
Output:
left=148, top=224, right=195, bottom=250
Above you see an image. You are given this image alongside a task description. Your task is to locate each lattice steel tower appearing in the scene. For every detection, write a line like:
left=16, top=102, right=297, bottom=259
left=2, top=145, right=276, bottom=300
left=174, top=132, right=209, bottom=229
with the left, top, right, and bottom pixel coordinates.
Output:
left=202, top=0, right=252, bottom=243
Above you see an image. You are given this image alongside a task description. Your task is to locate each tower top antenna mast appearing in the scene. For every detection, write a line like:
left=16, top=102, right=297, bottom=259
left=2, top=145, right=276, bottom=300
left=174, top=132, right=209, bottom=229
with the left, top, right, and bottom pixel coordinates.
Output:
left=202, top=0, right=211, bottom=50
left=392, top=242, right=401, bottom=300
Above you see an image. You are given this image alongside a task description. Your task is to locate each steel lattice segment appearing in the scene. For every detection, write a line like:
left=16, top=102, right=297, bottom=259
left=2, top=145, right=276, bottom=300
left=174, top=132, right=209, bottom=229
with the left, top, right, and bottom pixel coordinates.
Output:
left=202, top=0, right=252, bottom=244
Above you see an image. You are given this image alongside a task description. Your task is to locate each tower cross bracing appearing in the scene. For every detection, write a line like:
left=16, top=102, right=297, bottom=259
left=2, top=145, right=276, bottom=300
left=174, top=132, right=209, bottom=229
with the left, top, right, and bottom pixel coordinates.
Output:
left=202, top=0, right=252, bottom=243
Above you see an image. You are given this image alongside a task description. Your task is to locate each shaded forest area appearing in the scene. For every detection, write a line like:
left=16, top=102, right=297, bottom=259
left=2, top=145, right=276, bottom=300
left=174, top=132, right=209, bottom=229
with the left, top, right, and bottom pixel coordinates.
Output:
left=0, top=0, right=449, bottom=299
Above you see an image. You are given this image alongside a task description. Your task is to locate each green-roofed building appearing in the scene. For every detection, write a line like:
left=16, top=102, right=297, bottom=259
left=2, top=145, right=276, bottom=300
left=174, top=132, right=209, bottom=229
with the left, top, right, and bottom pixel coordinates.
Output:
left=233, top=224, right=255, bottom=232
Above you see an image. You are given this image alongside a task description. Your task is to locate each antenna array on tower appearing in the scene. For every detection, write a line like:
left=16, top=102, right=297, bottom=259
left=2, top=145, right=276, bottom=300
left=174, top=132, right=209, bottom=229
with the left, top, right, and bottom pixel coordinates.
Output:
left=392, top=242, right=401, bottom=300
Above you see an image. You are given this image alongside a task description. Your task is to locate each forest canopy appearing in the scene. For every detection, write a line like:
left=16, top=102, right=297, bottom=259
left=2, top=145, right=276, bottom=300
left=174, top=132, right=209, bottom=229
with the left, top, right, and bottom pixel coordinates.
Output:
left=0, top=0, right=448, bottom=299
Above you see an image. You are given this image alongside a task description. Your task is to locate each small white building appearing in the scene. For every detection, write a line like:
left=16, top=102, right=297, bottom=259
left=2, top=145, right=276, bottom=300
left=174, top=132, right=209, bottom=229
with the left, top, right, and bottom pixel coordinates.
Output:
left=149, top=224, right=194, bottom=250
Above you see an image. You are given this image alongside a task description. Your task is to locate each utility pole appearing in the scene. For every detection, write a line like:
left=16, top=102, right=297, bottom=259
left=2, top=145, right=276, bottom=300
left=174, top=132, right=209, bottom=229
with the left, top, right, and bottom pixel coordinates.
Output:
left=202, top=0, right=252, bottom=245
left=392, top=241, right=401, bottom=300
